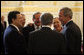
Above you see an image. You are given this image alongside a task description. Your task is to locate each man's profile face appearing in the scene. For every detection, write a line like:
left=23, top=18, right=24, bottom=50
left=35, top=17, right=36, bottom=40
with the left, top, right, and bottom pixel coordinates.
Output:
left=33, top=14, right=41, bottom=26
left=59, top=10, right=67, bottom=25
left=14, top=14, right=25, bottom=28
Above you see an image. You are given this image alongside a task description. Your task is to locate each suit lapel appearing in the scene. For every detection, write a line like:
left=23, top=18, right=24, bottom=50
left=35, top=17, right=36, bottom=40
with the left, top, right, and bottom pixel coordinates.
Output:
left=10, top=25, right=23, bottom=36
left=66, top=20, right=73, bottom=27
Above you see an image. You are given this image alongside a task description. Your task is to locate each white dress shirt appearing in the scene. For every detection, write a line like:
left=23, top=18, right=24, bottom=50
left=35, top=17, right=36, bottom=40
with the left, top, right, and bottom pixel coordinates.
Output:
left=10, top=24, right=20, bottom=32
left=42, top=25, right=51, bottom=29
left=34, top=24, right=41, bottom=30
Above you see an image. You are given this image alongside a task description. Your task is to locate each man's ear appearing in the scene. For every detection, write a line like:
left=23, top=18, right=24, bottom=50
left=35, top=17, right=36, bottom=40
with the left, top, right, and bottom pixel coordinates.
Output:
left=12, top=18, right=15, bottom=23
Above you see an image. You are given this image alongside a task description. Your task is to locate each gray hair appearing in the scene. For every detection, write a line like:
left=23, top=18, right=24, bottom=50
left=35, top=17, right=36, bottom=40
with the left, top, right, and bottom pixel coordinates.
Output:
left=60, top=7, right=73, bottom=19
left=41, top=13, right=53, bottom=25
left=33, top=12, right=41, bottom=19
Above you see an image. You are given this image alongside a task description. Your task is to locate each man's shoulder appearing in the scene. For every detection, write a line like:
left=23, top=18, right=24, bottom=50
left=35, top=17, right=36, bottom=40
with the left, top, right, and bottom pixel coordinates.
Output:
left=67, top=21, right=80, bottom=31
left=51, top=30, right=62, bottom=34
left=66, top=21, right=81, bottom=36
left=29, top=28, right=64, bottom=41
left=30, top=28, right=60, bottom=34
left=4, top=25, right=18, bottom=35
left=23, top=23, right=34, bottom=29
left=30, top=29, right=62, bottom=36
left=29, top=29, right=41, bottom=34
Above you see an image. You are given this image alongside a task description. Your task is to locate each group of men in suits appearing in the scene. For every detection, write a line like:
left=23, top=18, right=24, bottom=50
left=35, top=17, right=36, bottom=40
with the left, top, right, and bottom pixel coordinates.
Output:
left=2, top=7, right=82, bottom=54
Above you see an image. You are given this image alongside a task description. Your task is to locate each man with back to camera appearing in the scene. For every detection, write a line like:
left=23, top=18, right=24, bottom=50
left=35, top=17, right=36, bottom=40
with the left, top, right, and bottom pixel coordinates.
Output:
left=27, top=13, right=66, bottom=54
left=59, top=7, right=82, bottom=54
left=3, top=11, right=27, bottom=54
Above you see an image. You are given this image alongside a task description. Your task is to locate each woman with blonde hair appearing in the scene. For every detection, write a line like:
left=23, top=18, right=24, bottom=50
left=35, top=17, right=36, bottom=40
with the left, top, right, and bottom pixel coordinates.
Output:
left=53, top=17, right=62, bottom=32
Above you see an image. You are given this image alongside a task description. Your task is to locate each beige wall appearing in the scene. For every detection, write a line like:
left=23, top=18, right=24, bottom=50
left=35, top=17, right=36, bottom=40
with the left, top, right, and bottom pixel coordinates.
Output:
left=1, top=1, right=83, bottom=38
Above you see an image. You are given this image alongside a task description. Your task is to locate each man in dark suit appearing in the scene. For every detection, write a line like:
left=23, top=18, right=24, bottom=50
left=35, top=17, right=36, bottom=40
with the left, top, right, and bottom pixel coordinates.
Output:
left=3, top=11, right=27, bottom=54
left=27, top=13, right=66, bottom=54
left=59, top=7, right=82, bottom=54
left=22, top=12, right=41, bottom=46
left=22, top=12, right=41, bottom=34
left=1, top=16, right=7, bottom=54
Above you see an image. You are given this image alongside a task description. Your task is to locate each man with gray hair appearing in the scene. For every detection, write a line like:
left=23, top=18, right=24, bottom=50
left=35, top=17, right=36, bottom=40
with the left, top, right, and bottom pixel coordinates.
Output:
left=59, top=7, right=82, bottom=54
left=27, top=13, right=66, bottom=54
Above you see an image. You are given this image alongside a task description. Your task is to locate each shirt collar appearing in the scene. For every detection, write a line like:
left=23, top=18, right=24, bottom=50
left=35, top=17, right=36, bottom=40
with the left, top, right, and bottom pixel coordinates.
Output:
left=64, top=20, right=72, bottom=27
left=34, top=24, right=41, bottom=30
left=10, top=24, right=20, bottom=32
left=42, top=25, right=51, bottom=29
left=66, top=20, right=72, bottom=25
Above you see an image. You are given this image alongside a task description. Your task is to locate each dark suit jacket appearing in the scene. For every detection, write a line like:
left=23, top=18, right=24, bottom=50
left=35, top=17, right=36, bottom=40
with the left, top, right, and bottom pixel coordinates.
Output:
left=21, top=24, right=35, bottom=46
left=22, top=23, right=35, bottom=33
left=64, top=21, right=81, bottom=54
left=3, top=25, right=27, bottom=54
left=1, top=21, right=6, bottom=53
left=27, top=27, right=66, bottom=54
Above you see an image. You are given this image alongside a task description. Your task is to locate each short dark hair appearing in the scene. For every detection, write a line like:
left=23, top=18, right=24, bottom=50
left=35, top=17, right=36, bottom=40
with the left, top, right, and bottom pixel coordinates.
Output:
left=60, top=7, right=73, bottom=19
left=41, top=13, right=53, bottom=25
left=33, top=12, right=41, bottom=19
left=8, top=11, right=20, bottom=24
